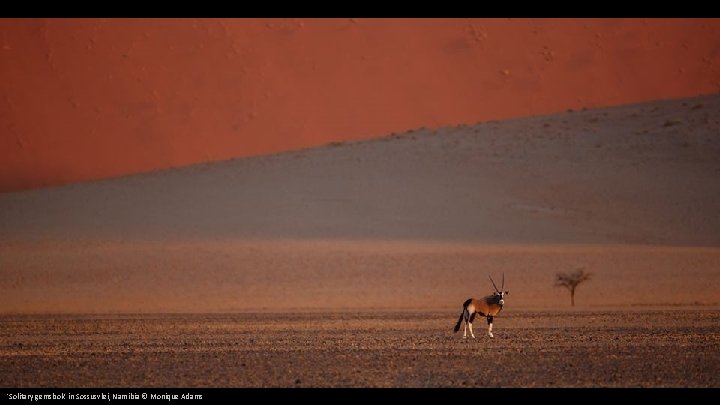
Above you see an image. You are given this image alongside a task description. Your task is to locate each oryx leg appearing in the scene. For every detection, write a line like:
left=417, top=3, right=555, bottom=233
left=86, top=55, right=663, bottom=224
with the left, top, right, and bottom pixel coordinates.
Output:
left=462, top=309, right=468, bottom=338
left=487, top=315, right=494, bottom=338
left=468, top=312, right=477, bottom=338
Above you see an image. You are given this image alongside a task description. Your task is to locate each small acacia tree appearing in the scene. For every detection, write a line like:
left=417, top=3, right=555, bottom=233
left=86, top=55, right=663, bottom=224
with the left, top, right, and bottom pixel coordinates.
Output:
left=555, top=268, right=592, bottom=307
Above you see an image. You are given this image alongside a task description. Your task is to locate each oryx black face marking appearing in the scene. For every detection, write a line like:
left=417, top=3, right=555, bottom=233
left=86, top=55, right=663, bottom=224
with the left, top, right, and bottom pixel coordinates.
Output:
left=453, top=274, right=509, bottom=339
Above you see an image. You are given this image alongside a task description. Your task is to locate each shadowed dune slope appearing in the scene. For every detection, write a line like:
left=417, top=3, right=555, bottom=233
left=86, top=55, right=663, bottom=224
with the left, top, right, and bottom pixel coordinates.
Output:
left=1, top=94, right=719, bottom=246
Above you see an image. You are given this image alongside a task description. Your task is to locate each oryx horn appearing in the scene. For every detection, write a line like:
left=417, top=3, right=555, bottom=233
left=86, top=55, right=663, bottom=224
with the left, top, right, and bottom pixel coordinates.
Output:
left=489, top=275, right=500, bottom=293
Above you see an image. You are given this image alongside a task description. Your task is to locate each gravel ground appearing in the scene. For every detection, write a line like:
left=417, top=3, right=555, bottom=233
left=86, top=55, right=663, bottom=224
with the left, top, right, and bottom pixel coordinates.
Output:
left=1, top=309, right=718, bottom=387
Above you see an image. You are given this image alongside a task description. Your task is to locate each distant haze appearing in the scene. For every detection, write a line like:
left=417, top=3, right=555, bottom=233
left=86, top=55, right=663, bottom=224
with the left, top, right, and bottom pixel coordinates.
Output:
left=2, top=18, right=720, bottom=192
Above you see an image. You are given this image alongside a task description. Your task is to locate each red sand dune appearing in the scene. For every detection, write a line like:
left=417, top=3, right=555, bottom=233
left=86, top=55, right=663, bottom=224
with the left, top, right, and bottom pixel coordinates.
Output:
left=1, top=95, right=718, bottom=313
left=1, top=18, right=720, bottom=192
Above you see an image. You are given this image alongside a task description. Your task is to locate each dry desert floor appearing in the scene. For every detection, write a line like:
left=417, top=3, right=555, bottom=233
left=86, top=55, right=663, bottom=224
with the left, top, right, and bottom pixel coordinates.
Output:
left=1, top=309, right=718, bottom=388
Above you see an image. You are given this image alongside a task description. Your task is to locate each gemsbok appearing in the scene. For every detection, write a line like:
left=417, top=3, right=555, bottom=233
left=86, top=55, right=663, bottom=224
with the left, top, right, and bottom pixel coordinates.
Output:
left=453, top=274, right=508, bottom=338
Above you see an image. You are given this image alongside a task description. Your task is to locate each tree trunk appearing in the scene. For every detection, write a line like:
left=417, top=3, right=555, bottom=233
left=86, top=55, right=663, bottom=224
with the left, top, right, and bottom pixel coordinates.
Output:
left=570, top=287, right=575, bottom=307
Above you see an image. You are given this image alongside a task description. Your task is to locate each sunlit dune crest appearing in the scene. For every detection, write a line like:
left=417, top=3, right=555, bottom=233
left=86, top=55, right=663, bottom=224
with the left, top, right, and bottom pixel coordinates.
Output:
left=1, top=18, right=719, bottom=192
